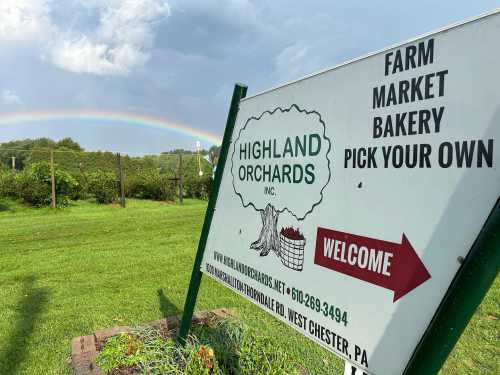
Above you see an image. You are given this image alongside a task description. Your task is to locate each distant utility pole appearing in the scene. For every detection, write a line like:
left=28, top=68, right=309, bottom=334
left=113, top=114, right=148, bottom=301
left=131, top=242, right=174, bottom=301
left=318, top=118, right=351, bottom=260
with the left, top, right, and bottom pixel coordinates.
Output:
left=117, top=153, right=126, bottom=208
left=11, top=156, right=15, bottom=171
left=50, top=150, right=56, bottom=209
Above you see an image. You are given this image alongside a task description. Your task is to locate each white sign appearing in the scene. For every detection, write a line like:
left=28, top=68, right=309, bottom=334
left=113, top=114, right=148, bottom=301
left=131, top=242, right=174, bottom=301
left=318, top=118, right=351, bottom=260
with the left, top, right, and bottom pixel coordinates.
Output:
left=201, top=11, right=500, bottom=374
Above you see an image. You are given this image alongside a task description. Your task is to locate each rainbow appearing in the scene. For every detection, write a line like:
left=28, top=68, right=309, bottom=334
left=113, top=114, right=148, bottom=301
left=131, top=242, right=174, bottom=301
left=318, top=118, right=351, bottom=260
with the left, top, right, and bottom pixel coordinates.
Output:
left=0, top=109, right=222, bottom=145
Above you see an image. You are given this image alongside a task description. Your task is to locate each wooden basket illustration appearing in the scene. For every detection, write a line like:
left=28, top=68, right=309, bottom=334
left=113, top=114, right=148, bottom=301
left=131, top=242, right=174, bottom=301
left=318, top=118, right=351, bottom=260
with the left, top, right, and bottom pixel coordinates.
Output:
left=279, top=227, right=306, bottom=271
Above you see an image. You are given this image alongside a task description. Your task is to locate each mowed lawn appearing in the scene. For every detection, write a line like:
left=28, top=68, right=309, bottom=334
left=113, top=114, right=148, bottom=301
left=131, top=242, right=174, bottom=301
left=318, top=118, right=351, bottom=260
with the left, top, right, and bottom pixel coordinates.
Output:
left=0, top=199, right=498, bottom=374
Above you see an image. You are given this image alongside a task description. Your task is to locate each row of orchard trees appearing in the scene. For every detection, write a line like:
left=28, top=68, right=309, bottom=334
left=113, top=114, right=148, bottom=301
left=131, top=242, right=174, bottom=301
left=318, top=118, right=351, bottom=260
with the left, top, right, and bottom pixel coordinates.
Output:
left=0, top=138, right=219, bottom=207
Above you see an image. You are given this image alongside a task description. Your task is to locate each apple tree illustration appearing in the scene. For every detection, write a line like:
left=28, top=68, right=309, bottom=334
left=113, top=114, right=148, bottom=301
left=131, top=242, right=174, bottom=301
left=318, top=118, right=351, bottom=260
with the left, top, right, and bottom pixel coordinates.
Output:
left=231, top=104, right=331, bottom=257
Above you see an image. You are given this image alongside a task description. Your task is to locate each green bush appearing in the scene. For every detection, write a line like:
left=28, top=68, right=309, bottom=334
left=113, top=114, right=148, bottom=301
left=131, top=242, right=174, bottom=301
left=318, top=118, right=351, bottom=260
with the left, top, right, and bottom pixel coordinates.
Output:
left=15, top=171, right=51, bottom=206
left=14, top=162, right=78, bottom=207
left=86, top=171, right=118, bottom=204
left=124, top=174, right=141, bottom=198
left=0, top=170, right=17, bottom=198
left=127, top=170, right=176, bottom=201
left=184, top=175, right=212, bottom=199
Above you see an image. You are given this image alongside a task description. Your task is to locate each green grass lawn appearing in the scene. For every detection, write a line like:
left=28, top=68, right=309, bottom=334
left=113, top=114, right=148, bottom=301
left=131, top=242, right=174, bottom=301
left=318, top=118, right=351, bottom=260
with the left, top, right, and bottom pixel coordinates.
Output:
left=0, top=199, right=498, bottom=374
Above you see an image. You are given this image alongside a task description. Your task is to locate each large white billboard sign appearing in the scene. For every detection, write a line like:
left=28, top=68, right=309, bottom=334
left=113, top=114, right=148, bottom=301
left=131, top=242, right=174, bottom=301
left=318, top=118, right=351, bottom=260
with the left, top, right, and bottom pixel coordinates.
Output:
left=201, top=12, right=500, bottom=374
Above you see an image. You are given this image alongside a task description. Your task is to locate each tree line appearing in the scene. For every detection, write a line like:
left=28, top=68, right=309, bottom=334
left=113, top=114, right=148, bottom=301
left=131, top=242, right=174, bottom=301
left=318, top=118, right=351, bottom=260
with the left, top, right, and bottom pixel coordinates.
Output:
left=0, top=138, right=221, bottom=207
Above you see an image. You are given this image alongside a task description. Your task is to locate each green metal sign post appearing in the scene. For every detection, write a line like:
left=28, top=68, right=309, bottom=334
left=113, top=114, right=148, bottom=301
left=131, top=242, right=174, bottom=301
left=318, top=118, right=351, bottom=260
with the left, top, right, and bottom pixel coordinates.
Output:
left=177, top=83, right=247, bottom=344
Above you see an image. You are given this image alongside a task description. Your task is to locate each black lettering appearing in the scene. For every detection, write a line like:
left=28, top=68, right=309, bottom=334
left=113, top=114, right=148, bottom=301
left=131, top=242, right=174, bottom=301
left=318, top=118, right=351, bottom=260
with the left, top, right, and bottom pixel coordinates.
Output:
left=358, top=148, right=367, bottom=168
left=283, top=138, right=293, bottom=157
left=411, top=76, right=423, bottom=101
left=309, top=134, right=321, bottom=156
left=382, top=146, right=391, bottom=168
left=399, top=79, right=410, bottom=104
left=477, top=139, right=493, bottom=168
left=393, top=50, right=403, bottom=74
left=405, top=45, right=417, bottom=70
left=395, top=112, right=407, bottom=136
left=295, top=135, right=306, bottom=157
left=373, top=117, right=383, bottom=138
left=387, top=84, right=397, bottom=106
left=439, top=142, right=453, bottom=168
left=418, top=38, right=434, bottom=66
left=240, top=142, right=248, bottom=160
left=368, top=147, right=377, bottom=168
left=292, top=164, right=303, bottom=183
left=392, top=145, right=403, bottom=168
left=252, top=140, right=261, bottom=159
left=432, top=106, right=445, bottom=133
left=455, top=140, right=475, bottom=168
left=385, top=52, right=393, bottom=76
left=420, top=144, right=432, bottom=168
left=282, top=164, right=292, bottom=183
left=345, top=149, right=352, bottom=168
left=436, top=70, right=448, bottom=97
left=405, top=144, right=418, bottom=168
left=254, top=164, right=262, bottom=181
left=273, top=139, right=281, bottom=158
left=246, top=165, right=254, bottom=180
left=262, top=140, right=272, bottom=158
left=272, top=165, right=281, bottom=183
left=305, top=164, right=315, bottom=183
left=373, top=86, right=385, bottom=108
left=408, top=110, right=417, bottom=135
left=384, top=116, right=394, bottom=137
left=239, top=165, right=246, bottom=180
left=418, top=109, right=431, bottom=134
left=424, top=72, right=435, bottom=99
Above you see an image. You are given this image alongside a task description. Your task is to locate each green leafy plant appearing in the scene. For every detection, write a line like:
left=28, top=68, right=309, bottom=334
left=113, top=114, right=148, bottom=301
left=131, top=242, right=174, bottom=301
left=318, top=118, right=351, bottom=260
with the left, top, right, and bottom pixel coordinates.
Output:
left=0, top=170, right=17, bottom=199
left=13, top=162, right=78, bottom=206
left=126, top=170, right=177, bottom=201
left=96, top=333, right=145, bottom=372
left=96, top=319, right=298, bottom=375
left=239, top=333, right=298, bottom=375
left=96, top=328, right=221, bottom=374
left=184, top=175, right=212, bottom=200
left=86, top=171, right=118, bottom=204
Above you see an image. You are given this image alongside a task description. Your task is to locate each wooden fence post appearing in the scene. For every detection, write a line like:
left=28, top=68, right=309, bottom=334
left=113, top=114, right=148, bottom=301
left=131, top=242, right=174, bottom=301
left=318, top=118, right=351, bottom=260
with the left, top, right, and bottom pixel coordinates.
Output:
left=178, top=153, right=184, bottom=204
left=50, top=149, right=56, bottom=208
left=11, top=156, right=15, bottom=171
left=117, top=153, right=126, bottom=208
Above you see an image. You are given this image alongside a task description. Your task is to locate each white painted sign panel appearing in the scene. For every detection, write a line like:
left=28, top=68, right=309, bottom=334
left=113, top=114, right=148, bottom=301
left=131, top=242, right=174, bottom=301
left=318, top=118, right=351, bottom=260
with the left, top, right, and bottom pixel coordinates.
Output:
left=201, top=11, right=500, bottom=374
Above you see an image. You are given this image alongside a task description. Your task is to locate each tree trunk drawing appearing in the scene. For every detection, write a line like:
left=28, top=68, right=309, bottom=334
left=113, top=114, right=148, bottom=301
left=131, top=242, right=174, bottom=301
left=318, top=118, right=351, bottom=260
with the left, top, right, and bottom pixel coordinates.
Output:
left=251, top=203, right=280, bottom=256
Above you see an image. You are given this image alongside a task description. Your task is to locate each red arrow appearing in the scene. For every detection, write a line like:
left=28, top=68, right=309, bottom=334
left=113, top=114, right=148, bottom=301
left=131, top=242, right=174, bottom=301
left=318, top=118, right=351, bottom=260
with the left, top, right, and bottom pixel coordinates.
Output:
left=314, top=227, right=431, bottom=302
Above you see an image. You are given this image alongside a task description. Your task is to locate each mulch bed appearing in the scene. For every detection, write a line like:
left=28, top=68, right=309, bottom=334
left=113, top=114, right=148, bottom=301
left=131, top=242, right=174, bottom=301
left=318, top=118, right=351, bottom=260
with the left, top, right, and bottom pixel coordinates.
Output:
left=71, top=308, right=232, bottom=375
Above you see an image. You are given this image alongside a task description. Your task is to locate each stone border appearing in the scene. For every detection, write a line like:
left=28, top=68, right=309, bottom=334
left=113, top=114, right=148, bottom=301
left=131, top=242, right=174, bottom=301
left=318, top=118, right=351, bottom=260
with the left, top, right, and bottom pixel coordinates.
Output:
left=71, top=308, right=232, bottom=375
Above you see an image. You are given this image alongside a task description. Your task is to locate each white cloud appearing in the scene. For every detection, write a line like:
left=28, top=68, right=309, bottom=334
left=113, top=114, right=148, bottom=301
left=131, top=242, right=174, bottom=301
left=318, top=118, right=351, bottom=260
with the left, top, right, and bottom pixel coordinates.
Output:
left=50, top=0, right=170, bottom=75
left=0, top=0, right=170, bottom=75
left=1, top=90, right=23, bottom=105
left=0, top=0, right=53, bottom=41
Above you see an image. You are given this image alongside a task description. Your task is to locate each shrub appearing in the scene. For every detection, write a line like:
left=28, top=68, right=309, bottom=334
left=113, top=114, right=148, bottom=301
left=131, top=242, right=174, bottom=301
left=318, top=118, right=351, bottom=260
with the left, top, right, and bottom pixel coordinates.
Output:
left=127, top=170, right=176, bottom=201
left=15, top=162, right=78, bottom=207
left=124, top=173, right=142, bottom=198
left=15, top=171, right=51, bottom=206
left=0, top=170, right=17, bottom=199
left=86, top=171, right=118, bottom=204
left=184, top=175, right=212, bottom=199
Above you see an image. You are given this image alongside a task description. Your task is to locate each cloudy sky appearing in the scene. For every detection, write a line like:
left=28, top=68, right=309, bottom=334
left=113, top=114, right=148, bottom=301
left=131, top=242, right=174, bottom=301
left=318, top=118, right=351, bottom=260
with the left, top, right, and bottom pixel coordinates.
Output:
left=1, top=0, right=499, bottom=153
